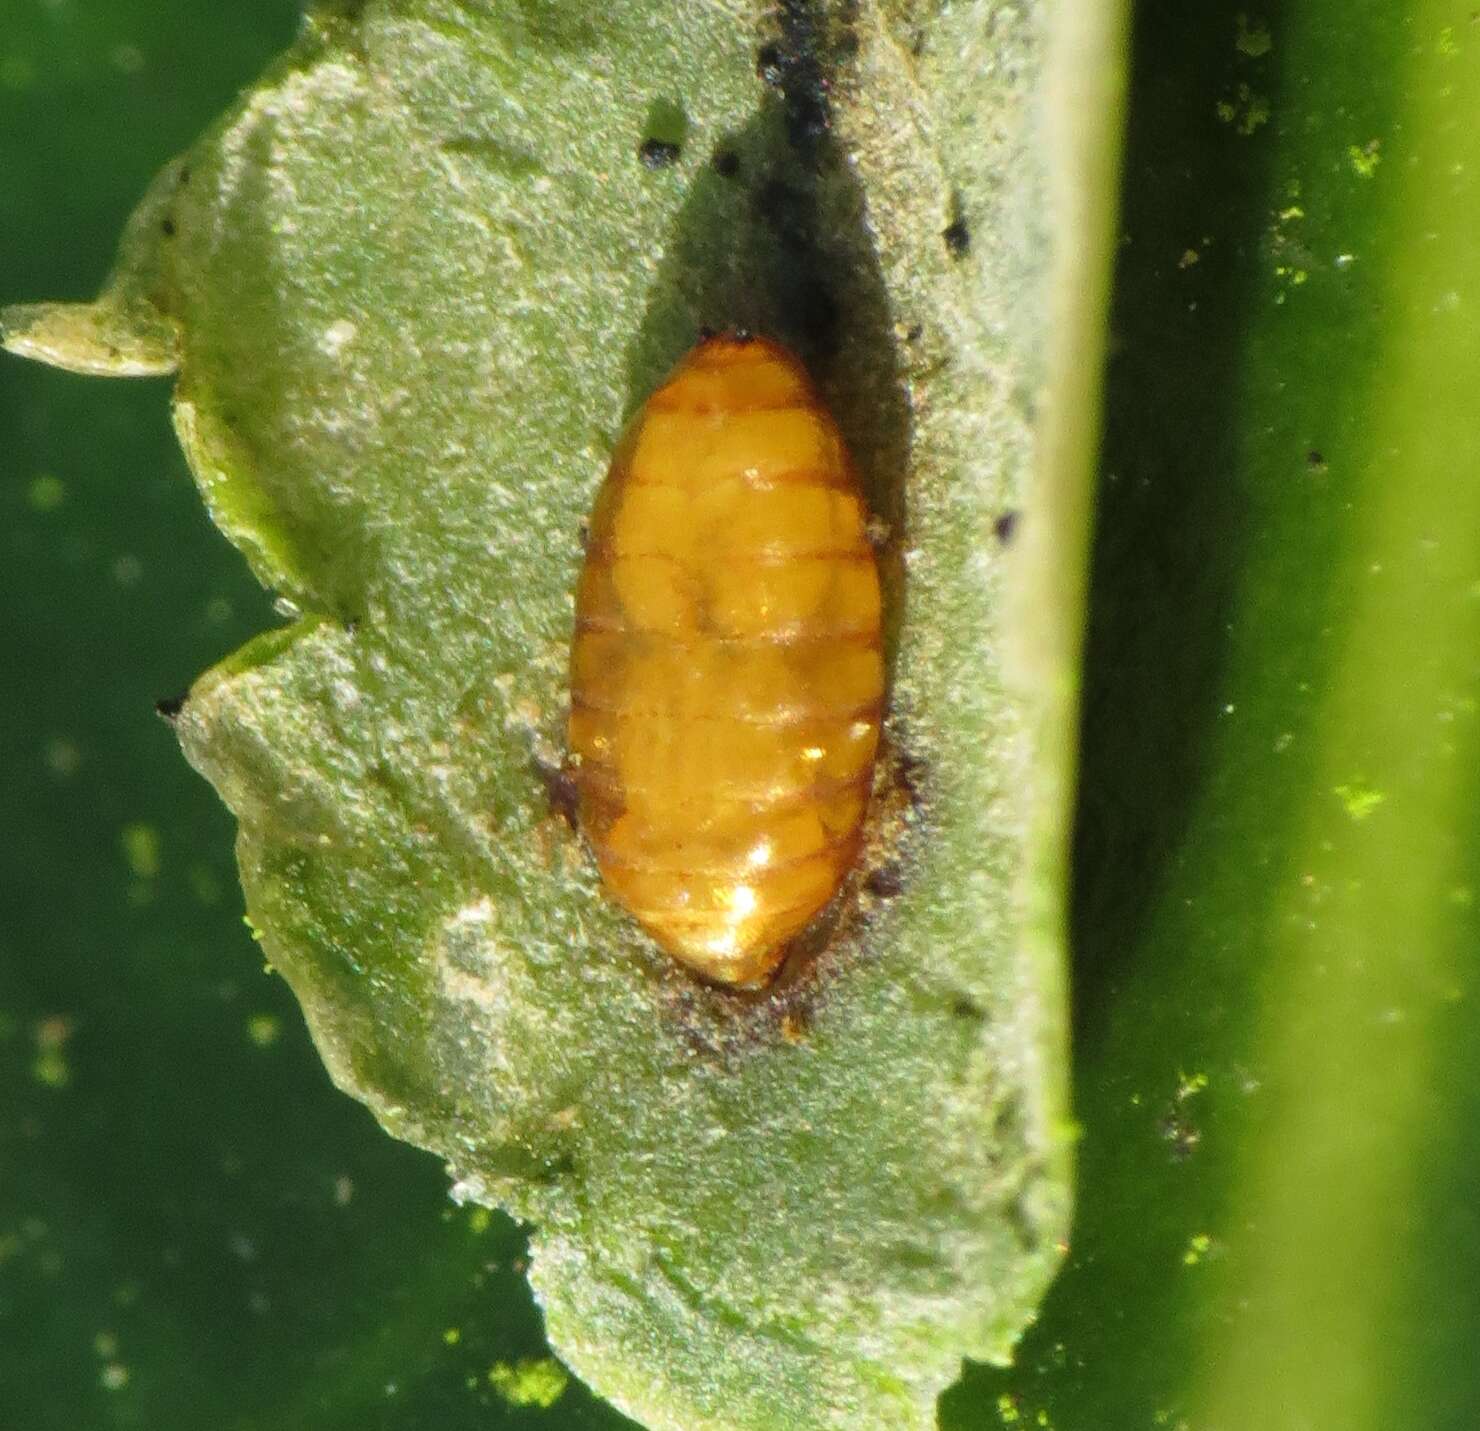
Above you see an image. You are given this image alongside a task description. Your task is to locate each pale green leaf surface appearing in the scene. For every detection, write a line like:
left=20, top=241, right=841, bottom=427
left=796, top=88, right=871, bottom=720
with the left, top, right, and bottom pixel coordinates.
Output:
left=2, top=2, right=1115, bottom=1427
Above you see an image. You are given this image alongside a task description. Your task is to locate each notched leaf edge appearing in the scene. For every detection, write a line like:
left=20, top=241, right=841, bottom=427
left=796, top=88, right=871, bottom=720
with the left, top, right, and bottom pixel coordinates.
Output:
left=0, top=159, right=183, bottom=376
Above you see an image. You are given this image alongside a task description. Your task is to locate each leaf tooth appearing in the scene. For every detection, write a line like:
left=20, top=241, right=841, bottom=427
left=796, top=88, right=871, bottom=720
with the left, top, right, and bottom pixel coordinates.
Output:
left=0, top=299, right=178, bottom=377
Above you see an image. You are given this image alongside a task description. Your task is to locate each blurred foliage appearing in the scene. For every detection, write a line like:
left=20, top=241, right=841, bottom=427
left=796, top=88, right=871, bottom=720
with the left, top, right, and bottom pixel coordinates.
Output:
left=953, top=1, right=1480, bottom=1427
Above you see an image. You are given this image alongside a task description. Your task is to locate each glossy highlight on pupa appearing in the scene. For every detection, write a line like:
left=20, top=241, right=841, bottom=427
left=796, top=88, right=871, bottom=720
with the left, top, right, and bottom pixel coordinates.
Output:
left=568, top=335, right=885, bottom=986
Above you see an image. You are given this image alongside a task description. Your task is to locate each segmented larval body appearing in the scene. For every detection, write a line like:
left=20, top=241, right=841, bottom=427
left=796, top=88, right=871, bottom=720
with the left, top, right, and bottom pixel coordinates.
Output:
left=569, top=336, right=884, bottom=986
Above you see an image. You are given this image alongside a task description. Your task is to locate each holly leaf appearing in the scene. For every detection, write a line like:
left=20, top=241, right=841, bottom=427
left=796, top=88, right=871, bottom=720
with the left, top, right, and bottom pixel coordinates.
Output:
left=2, top=2, right=1120, bottom=1427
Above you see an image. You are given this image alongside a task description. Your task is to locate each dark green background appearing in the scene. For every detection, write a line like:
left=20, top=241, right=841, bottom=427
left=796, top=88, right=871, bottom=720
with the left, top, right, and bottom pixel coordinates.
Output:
left=6, top=2, right=1479, bottom=1429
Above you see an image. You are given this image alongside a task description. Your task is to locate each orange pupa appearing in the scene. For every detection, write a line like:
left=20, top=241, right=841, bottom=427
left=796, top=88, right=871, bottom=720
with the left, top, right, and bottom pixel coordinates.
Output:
left=568, top=334, right=884, bottom=987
